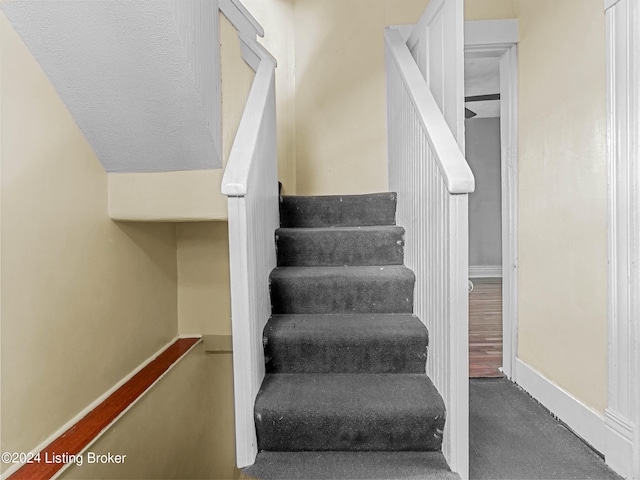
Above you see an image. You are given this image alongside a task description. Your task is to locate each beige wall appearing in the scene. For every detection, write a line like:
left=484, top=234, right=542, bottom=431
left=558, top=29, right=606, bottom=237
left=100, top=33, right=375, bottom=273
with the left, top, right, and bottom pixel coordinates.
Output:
left=0, top=12, right=178, bottom=465
left=514, top=0, right=608, bottom=413
left=177, top=223, right=231, bottom=336
left=465, top=0, right=515, bottom=20
left=237, top=0, right=434, bottom=195
left=293, top=0, right=430, bottom=195
left=61, top=344, right=239, bottom=480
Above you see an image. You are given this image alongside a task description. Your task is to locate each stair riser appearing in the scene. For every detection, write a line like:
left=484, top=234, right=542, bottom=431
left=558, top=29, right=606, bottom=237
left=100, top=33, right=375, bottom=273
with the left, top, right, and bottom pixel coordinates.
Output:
left=270, top=275, right=414, bottom=314
left=276, top=228, right=404, bottom=267
left=280, top=193, right=397, bottom=228
left=255, top=412, right=444, bottom=452
left=265, top=340, right=427, bottom=374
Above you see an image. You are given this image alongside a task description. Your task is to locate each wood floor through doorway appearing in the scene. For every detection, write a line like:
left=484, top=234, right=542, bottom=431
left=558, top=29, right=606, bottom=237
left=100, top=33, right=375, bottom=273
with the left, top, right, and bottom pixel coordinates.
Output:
left=469, top=278, right=503, bottom=378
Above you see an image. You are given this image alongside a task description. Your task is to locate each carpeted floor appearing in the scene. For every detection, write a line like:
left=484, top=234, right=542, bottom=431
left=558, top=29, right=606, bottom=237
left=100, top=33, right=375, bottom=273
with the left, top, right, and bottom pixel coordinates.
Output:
left=241, top=375, right=623, bottom=480
left=470, top=378, right=623, bottom=480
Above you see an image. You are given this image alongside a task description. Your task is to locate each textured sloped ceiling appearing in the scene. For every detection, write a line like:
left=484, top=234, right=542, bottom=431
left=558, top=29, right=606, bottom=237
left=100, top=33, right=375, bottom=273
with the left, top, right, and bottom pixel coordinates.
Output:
left=1, top=0, right=220, bottom=172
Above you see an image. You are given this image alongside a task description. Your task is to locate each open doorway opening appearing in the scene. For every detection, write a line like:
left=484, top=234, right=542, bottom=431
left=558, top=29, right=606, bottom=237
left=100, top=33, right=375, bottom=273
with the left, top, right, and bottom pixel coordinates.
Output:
left=463, top=19, right=519, bottom=380
left=465, top=56, right=503, bottom=378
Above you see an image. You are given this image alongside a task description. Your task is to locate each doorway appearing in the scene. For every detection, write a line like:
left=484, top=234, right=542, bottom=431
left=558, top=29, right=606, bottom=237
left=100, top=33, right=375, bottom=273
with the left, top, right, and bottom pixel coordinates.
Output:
left=463, top=20, right=518, bottom=380
left=464, top=55, right=503, bottom=378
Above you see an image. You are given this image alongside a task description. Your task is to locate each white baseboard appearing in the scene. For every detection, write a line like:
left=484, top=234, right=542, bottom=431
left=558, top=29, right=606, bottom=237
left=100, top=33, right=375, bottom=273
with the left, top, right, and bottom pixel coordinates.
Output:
left=469, top=265, right=502, bottom=278
left=515, top=358, right=605, bottom=453
left=604, top=409, right=635, bottom=479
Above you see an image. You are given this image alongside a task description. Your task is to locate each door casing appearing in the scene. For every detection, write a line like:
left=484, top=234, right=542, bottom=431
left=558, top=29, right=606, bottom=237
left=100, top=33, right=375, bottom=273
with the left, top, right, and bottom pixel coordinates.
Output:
left=464, top=19, right=519, bottom=380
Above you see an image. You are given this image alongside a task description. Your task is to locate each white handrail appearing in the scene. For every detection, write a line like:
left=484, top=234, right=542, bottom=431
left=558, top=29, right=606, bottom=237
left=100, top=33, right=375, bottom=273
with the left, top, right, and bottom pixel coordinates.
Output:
left=221, top=52, right=276, bottom=195
left=219, top=0, right=264, bottom=39
left=219, top=3, right=279, bottom=468
left=386, top=28, right=473, bottom=194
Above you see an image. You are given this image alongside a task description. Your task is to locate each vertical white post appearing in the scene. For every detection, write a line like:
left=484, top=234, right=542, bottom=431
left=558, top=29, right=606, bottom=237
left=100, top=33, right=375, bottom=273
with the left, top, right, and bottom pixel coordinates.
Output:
left=605, top=1, right=640, bottom=478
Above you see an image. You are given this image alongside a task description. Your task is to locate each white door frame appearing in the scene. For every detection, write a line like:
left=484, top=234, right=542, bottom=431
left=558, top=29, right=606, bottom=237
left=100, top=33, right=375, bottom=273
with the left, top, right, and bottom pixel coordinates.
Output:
left=604, top=0, right=639, bottom=478
left=464, top=19, right=519, bottom=379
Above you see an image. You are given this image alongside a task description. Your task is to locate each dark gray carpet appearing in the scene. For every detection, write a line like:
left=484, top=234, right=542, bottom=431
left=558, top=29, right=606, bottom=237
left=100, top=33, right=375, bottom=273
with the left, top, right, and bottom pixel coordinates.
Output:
left=264, top=314, right=428, bottom=374
left=243, top=452, right=460, bottom=480
left=252, top=193, right=449, bottom=477
left=279, top=192, right=397, bottom=228
left=470, top=378, right=623, bottom=480
left=269, top=265, right=415, bottom=314
left=276, top=226, right=405, bottom=266
left=255, top=373, right=445, bottom=451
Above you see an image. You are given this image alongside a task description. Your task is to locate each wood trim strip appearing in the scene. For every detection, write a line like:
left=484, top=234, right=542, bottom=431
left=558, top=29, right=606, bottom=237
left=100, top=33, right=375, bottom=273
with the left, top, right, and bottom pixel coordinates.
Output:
left=8, top=337, right=200, bottom=480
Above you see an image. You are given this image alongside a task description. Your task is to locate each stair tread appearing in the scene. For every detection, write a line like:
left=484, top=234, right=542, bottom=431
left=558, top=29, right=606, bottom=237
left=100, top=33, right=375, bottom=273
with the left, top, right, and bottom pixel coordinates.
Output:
left=243, top=451, right=460, bottom=480
left=255, top=373, right=445, bottom=451
left=276, top=225, right=405, bottom=233
left=266, top=313, right=426, bottom=336
left=256, top=373, right=444, bottom=415
left=270, top=265, right=415, bottom=279
left=264, top=314, right=428, bottom=374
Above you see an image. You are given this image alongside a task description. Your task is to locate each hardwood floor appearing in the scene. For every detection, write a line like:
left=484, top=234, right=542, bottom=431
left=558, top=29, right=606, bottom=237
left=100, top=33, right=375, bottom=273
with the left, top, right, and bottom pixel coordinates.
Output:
left=469, top=277, right=503, bottom=378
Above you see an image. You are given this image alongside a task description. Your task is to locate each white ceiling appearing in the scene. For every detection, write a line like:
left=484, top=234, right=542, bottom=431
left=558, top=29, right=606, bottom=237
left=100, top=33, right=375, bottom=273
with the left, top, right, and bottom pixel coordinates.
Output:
left=464, top=56, right=500, bottom=119
left=1, top=0, right=220, bottom=173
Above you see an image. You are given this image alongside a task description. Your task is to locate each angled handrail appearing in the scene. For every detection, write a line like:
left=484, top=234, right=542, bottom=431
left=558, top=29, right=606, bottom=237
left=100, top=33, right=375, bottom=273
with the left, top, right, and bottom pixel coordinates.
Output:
left=386, top=24, right=472, bottom=478
left=219, top=0, right=264, bottom=39
left=385, top=27, right=474, bottom=194
left=221, top=45, right=276, bottom=196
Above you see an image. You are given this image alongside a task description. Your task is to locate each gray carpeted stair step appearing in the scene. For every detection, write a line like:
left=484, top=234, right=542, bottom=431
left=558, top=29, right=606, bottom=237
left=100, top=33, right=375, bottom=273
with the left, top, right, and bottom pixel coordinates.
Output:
left=276, top=226, right=405, bottom=267
left=253, top=191, right=449, bottom=476
left=269, top=265, right=414, bottom=314
left=255, top=373, right=446, bottom=452
left=280, top=192, right=397, bottom=228
left=243, top=451, right=460, bottom=480
left=264, top=314, right=428, bottom=374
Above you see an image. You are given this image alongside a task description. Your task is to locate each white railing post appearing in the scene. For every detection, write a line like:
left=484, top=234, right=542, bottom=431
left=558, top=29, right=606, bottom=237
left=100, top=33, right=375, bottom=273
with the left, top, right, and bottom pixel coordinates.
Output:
left=220, top=16, right=279, bottom=466
left=385, top=26, right=473, bottom=479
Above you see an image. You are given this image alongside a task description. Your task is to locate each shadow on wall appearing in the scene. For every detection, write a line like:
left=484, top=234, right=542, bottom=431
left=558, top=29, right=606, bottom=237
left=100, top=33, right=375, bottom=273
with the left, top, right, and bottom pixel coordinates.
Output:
left=115, top=222, right=179, bottom=280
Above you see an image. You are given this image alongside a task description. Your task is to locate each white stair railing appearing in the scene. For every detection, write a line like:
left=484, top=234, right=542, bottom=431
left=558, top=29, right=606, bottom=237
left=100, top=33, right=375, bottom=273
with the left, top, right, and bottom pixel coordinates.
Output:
left=220, top=1, right=279, bottom=468
left=385, top=27, right=474, bottom=478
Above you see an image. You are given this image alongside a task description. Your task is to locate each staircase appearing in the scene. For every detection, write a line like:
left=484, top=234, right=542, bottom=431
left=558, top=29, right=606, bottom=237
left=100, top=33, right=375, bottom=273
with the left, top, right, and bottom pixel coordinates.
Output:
left=244, top=192, right=459, bottom=479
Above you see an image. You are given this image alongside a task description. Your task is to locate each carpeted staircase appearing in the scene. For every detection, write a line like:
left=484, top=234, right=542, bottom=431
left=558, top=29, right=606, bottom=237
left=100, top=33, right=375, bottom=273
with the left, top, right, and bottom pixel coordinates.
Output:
left=244, top=192, right=459, bottom=480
